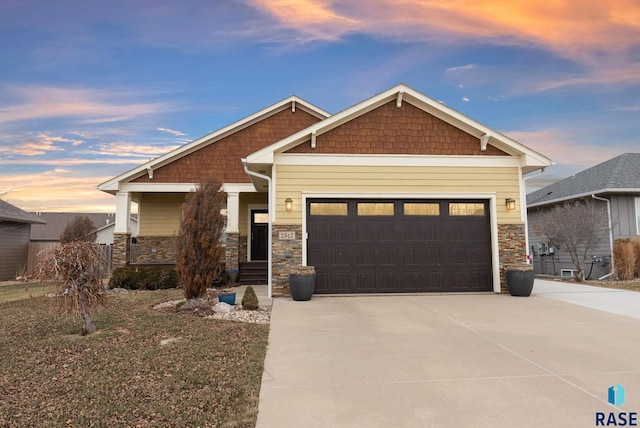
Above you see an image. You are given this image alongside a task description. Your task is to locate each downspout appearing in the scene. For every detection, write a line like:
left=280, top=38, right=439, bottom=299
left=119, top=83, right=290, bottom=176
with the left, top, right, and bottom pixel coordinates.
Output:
left=592, top=194, right=614, bottom=280
left=522, top=167, right=547, bottom=264
left=242, top=159, right=273, bottom=298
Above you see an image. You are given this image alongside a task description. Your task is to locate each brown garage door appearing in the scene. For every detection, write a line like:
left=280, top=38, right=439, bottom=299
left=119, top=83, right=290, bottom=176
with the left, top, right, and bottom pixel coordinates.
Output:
left=307, top=199, right=492, bottom=293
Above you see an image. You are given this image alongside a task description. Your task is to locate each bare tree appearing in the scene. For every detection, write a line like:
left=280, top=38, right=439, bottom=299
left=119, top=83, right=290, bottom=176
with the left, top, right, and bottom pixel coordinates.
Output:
left=60, top=215, right=97, bottom=243
left=176, top=177, right=227, bottom=300
left=533, top=198, right=609, bottom=282
left=35, top=241, right=107, bottom=335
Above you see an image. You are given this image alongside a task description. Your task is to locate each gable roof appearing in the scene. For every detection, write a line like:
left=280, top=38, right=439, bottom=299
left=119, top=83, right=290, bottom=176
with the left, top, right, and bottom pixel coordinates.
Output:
left=527, top=153, right=640, bottom=208
left=98, top=96, right=330, bottom=193
left=30, top=212, right=117, bottom=241
left=0, top=200, right=46, bottom=224
left=245, top=83, right=551, bottom=173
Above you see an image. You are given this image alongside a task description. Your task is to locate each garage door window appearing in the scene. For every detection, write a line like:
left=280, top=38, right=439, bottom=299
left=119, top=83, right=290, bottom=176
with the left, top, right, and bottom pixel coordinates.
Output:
left=449, top=203, right=485, bottom=216
left=309, top=202, right=348, bottom=216
left=357, top=203, right=394, bottom=216
left=404, top=202, right=440, bottom=216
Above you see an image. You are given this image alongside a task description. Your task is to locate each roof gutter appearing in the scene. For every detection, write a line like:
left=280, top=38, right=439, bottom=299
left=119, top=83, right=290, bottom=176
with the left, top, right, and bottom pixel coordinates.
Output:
left=528, top=187, right=640, bottom=209
left=591, top=194, right=615, bottom=280
left=242, top=159, right=273, bottom=298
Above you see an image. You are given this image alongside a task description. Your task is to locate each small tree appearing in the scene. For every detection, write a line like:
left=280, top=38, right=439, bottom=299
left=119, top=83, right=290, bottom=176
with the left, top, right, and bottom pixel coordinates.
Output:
left=60, top=215, right=97, bottom=243
left=176, top=177, right=227, bottom=300
left=35, top=241, right=107, bottom=335
left=241, top=285, right=259, bottom=310
left=533, top=198, right=608, bottom=282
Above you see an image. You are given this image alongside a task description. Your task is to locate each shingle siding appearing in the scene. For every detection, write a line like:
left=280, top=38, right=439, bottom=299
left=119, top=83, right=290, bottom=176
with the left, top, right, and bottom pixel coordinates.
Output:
left=133, top=108, right=321, bottom=184
left=285, top=101, right=509, bottom=156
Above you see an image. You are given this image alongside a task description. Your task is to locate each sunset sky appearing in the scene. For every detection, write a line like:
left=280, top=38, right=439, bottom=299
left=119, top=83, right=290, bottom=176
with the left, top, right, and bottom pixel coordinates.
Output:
left=1, top=0, right=639, bottom=212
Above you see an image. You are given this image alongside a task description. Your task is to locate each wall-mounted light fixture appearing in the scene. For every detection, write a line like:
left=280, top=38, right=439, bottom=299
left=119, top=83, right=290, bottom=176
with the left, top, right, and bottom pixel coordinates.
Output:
left=505, top=198, right=516, bottom=211
left=285, top=198, right=293, bottom=212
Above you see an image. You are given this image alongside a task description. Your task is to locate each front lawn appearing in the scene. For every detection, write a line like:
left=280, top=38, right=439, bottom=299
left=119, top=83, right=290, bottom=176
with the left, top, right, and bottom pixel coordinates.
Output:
left=0, top=285, right=269, bottom=427
left=0, top=281, right=56, bottom=303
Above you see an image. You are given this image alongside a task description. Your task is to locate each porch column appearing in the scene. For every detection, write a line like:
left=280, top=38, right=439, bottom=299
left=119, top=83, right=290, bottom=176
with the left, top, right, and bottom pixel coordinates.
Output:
left=112, top=191, right=131, bottom=269
left=225, top=192, right=240, bottom=270
left=114, top=191, right=131, bottom=234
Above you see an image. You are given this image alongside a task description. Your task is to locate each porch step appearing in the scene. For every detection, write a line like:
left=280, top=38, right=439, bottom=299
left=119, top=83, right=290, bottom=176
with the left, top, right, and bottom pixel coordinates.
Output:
left=238, top=261, right=268, bottom=285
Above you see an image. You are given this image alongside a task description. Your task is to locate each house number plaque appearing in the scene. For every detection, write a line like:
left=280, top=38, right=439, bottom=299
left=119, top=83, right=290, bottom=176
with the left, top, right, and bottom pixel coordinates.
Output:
left=278, top=231, right=296, bottom=240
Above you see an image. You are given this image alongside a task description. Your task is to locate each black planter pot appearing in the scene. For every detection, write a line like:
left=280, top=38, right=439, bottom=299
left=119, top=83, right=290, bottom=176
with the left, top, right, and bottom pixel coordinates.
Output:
left=289, top=274, right=315, bottom=301
left=506, top=269, right=535, bottom=297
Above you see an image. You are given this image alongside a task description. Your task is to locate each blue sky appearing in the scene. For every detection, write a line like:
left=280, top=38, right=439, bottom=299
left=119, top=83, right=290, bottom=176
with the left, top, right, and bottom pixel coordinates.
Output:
left=1, top=0, right=639, bottom=212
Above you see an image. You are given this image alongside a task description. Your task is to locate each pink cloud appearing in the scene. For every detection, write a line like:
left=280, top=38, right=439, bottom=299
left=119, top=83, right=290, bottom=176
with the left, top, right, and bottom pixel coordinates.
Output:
left=1, top=169, right=117, bottom=212
left=0, top=86, right=173, bottom=124
left=250, top=0, right=640, bottom=78
left=507, top=129, right=629, bottom=167
left=98, top=142, right=181, bottom=158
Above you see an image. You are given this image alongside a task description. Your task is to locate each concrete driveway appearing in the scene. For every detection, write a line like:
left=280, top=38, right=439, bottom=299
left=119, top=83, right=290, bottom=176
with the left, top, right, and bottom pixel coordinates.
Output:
left=257, top=280, right=640, bottom=427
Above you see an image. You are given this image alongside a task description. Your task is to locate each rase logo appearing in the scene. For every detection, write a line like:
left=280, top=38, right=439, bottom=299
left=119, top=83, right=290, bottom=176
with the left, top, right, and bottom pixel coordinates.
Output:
left=610, top=384, right=626, bottom=408
left=596, top=384, right=637, bottom=426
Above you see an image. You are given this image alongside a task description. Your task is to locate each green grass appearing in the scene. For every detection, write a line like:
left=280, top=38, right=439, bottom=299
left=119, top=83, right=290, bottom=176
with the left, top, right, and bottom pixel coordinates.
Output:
left=0, top=287, right=269, bottom=427
left=0, top=282, right=57, bottom=303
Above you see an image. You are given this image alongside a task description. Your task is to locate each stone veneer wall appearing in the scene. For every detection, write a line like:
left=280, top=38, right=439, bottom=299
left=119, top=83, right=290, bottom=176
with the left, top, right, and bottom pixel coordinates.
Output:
left=271, top=224, right=303, bottom=296
left=497, top=223, right=527, bottom=293
left=225, top=232, right=239, bottom=270
left=133, top=236, right=177, bottom=264
left=112, top=233, right=131, bottom=269
left=239, top=236, right=248, bottom=264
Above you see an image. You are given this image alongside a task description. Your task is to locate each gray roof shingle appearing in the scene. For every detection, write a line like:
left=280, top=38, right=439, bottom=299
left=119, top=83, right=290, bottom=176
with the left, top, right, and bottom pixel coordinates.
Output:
left=0, top=200, right=47, bottom=224
left=29, top=213, right=116, bottom=241
left=527, top=153, right=640, bottom=207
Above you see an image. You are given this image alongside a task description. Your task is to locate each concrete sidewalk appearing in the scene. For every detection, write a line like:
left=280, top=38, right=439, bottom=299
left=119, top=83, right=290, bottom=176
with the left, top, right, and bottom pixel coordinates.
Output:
left=533, top=279, right=640, bottom=320
left=257, top=282, right=640, bottom=427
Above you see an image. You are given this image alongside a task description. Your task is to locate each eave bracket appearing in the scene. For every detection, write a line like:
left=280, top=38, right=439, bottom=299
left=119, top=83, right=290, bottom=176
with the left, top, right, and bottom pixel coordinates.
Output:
left=480, top=133, right=490, bottom=151
left=396, top=91, right=404, bottom=108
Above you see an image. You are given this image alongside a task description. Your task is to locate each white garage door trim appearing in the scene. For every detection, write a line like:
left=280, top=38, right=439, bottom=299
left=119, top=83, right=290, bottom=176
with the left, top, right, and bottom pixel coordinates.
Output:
left=301, top=191, right=500, bottom=293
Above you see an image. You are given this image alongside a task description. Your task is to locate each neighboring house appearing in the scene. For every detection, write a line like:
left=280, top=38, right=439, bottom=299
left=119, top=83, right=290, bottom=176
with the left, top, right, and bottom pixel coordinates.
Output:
left=98, top=84, right=551, bottom=296
left=28, top=212, right=138, bottom=275
left=0, top=200, right=46, bottom=280
left=95, top=216, right=139, bottom=245
left=527, top=153, right=640, bottom=279
left=30, top=212, right=138, bottom=245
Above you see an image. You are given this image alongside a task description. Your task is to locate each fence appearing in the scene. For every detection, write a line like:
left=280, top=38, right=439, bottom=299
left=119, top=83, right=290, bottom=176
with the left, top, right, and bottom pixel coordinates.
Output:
left=27, top=242, right=113, bottom=279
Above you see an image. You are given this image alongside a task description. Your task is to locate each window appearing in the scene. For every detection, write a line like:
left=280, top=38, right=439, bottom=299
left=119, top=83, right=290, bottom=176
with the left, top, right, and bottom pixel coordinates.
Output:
left=309, top=202, right=348, bottom=216
left=636, top=198, right=640, bottom=235
left=404, top=203, right=440, bottom=216
left=561, top=269, right=576, bottom=278
left=253, top=213, right=269, bottom=223
left=449, top=203, right=485, bottom=216
left=357, top=203, right=394, bottom=216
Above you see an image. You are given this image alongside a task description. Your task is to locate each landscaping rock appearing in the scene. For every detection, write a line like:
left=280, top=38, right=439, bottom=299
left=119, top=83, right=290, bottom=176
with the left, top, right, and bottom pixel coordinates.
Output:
left=213, top=302, right=234, bottom=314
left=178, top=297, right=210, bottom=312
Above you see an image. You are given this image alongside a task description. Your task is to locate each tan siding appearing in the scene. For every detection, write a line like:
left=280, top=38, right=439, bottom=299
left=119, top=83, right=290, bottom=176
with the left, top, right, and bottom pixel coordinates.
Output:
left=138, top=193, right=185, bottom=235
left=275, top=165, right=522, bottom=224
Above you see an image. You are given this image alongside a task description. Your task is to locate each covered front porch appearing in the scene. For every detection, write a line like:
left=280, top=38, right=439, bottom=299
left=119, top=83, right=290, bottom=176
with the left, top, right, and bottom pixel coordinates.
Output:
left=111, top=185, right=268, bottom=282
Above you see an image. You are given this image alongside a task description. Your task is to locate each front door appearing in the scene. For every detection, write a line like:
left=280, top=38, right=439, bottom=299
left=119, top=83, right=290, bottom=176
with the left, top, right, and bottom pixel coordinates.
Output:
left=250, top=209, right=268, bottom=261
